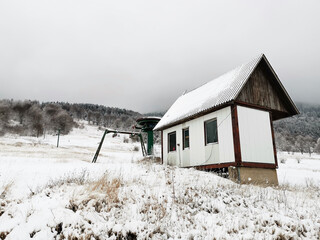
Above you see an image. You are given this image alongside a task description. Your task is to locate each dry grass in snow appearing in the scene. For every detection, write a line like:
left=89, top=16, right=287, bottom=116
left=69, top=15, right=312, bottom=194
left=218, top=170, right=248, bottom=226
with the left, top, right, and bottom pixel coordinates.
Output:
left=0, top=123, right=320, bottom=239
left=1, top=164, right=320, bottom=239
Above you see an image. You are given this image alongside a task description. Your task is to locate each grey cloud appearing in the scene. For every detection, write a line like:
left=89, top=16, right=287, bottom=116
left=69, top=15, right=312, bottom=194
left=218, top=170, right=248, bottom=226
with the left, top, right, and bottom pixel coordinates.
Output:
left=0, top=0, right=319, bottom=113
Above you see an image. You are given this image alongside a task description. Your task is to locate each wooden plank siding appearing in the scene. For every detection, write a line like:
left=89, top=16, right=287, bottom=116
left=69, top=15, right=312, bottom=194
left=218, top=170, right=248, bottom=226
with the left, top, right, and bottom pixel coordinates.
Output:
left=236, top=60, right=290, bottom=120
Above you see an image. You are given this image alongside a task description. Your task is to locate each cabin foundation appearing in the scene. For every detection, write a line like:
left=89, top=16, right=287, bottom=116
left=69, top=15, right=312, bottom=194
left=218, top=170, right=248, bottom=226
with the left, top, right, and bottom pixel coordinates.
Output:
left=228, top=166, right=278, bottom=185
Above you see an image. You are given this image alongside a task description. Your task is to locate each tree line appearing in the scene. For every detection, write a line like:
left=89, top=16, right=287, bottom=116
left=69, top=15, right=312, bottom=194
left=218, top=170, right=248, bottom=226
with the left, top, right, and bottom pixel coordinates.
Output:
left=0, top=99, right=141, bottom=137
left=273, top=102, right=320, bottom=154
left=1, top=99, right=319, bottom=154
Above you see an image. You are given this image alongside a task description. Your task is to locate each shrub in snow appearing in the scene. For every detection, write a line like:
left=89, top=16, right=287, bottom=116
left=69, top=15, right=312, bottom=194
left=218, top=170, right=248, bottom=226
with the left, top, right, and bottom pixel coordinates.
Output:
left=129, top=135, right=140, bottom=143
left=0, top=181, right=13, bottom=200
left=89, top=174, right=121, bottom=205
left=315, top=138, right=320, bottom=154
left=280, top=158, right=286, bottom=164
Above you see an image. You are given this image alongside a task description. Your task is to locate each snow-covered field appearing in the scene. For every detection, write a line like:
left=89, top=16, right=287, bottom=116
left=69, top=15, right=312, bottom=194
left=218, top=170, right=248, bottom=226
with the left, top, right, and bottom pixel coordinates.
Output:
left=0, top=123, right=319, bottom=239
left=277, top=152, right=320, bottom=187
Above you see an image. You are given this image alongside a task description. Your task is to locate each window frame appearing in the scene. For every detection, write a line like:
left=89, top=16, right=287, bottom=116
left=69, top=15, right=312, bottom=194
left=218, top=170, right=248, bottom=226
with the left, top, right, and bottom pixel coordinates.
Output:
left=168, top=131, right=177, bottom=152
left=204, top=118, right=218, bottom=145
left=182, top=127, right=190, bottom=150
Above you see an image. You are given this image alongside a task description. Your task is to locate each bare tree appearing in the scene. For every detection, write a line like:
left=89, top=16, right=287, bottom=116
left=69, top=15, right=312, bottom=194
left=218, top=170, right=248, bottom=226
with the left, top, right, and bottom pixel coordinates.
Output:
left=314, top=139, right=320, bottom=154
left=0, top=100, right=10, bottom=135
left=53, top=111, right=74, bottom=134
left=26, top=104, right=44, bottom=137
left=12, top=100, right=32, bottom=124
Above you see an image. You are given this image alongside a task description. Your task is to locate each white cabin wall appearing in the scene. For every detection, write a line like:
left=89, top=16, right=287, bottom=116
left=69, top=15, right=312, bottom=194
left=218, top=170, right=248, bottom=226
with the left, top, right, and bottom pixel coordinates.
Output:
left=162, top=106, right=235, bottom=167
left=188, top=118, right=206, bottom=166
left=163, top=124, right=181, bottom=166
left=203, top=106, right=234, bottom=164
left=237, top=106, right=275, bottom=164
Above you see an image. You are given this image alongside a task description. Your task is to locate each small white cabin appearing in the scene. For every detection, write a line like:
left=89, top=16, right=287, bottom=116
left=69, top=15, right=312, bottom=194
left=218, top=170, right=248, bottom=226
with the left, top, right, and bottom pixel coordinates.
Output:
left=154, top=54, right=299, bottom=185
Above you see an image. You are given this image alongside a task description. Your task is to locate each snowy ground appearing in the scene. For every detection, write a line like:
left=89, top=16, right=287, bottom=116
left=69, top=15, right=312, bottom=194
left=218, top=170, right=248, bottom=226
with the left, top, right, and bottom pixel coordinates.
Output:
left=0, top=123, right=319, bottom=239
left=277, top=152, right=320, bottom=187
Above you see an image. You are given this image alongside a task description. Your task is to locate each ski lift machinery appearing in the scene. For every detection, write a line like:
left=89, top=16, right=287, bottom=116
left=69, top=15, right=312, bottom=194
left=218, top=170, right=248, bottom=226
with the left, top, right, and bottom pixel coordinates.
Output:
left=92, top=116, right=161, bottom=163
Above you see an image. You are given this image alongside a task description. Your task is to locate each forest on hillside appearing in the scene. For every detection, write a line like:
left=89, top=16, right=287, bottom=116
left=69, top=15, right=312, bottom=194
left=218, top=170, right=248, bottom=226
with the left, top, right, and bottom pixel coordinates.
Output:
left=273, top=102, right=320, bottom=154
left=0, top=99, right=141, bottom=137
left=0, top=99, right=319, bottom=154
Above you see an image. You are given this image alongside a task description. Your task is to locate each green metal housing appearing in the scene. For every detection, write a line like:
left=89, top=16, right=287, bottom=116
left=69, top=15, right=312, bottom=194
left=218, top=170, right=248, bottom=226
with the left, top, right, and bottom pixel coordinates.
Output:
left=135, top=117, right=161, bottom=155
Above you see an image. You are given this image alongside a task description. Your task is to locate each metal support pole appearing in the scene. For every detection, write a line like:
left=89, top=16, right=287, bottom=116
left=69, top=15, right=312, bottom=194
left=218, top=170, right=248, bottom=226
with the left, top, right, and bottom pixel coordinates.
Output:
left=139, top=134, right=147, bottom=157
left=92, top=130, right=108, bottom=163
left=57, top=129, right=60, bottom=148
left=147, top=130, right=153, bottom=155
left=92, top=129, right=147, bottom=163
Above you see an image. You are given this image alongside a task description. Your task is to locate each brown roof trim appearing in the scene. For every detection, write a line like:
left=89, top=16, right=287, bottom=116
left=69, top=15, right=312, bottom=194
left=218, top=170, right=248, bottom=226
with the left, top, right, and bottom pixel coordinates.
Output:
left=261, top=55, right=299, bottom=115
left=154, top=101, right=233, bottom=131
left=234, top=101, right=291, bottom=120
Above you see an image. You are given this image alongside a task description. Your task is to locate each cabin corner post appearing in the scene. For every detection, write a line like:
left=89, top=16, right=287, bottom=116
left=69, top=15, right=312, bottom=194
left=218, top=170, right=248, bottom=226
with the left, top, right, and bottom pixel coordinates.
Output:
left=269, top=113, right=278, bottom=168
left=231, top=105, right=242, bottom=166
left=161, top=130, right=163, bottom=164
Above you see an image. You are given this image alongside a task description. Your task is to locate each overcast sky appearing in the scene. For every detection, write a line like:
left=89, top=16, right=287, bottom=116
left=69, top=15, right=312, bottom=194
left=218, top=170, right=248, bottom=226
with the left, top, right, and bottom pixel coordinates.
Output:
left=0, top=0, right=319, bottom=113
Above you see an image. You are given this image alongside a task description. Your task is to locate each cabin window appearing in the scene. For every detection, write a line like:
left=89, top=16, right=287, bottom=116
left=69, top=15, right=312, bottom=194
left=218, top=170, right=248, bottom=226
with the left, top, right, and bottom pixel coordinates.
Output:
left=204, top=119, right=218, bottom=145
left=168, top=131, right=176, bottom=152
left=183, top=128, right=189, bottom=149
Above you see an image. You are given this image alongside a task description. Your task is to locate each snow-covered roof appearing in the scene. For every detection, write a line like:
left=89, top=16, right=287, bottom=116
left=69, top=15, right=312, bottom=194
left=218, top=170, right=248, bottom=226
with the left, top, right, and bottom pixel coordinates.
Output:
left=154, top=54, right=264, bottom=130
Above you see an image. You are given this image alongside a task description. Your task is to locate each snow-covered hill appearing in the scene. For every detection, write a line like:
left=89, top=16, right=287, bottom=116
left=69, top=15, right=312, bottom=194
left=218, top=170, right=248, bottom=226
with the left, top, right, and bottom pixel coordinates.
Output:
left=0, top=122, right=319, bottom=239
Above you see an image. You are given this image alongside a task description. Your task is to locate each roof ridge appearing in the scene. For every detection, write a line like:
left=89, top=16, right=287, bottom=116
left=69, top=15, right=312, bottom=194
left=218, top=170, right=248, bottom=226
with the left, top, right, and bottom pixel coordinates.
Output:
left=183, top=54, right=264, bottom=97
left=154, top=53, right=271, bottom=131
